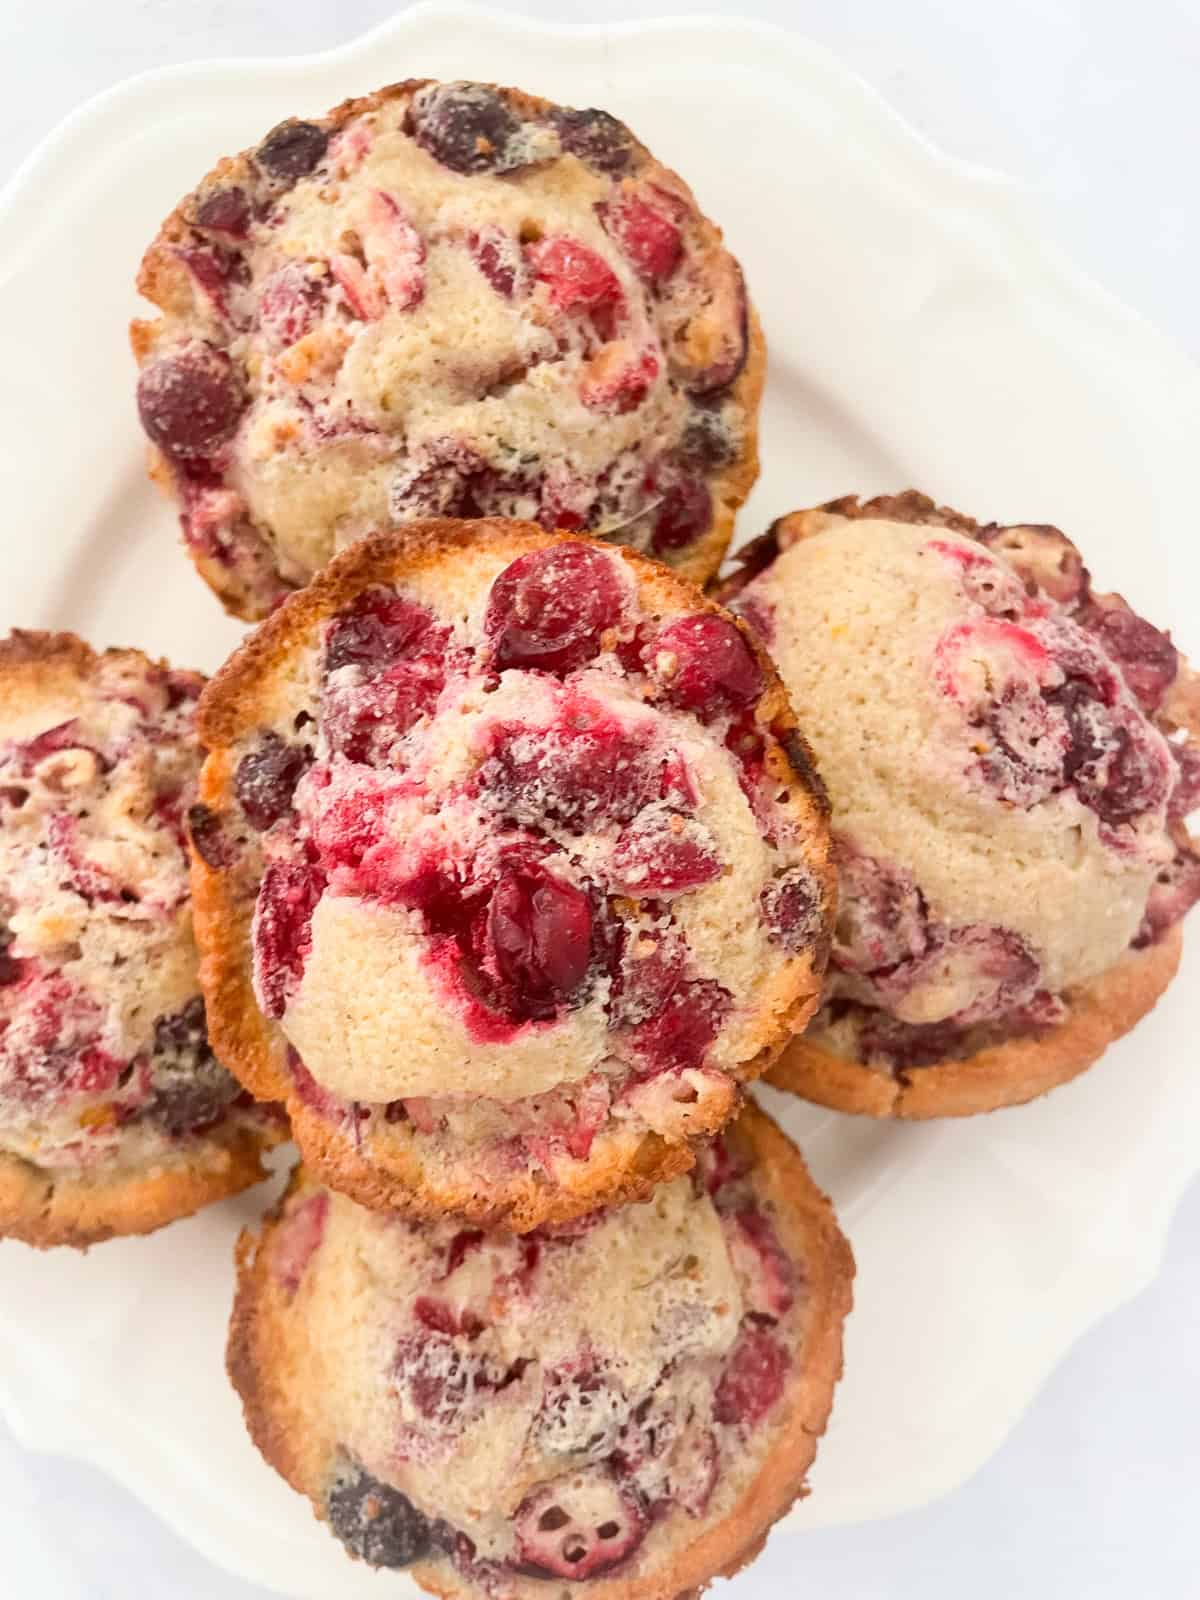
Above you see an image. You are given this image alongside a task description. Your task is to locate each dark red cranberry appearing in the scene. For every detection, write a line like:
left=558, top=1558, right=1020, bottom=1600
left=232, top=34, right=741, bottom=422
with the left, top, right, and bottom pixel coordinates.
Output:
left=146, top=997, right=239, bottom=1138
left=327, top=1462, right=435, bottom=1568
left=443, top=1229, right=484, bottom=1277
left=674, top=270, right=749, bottom=396
left=515, top=1469, right=646, bottom=1580
left=325, top=659, right=445, bottom=764
left=256, top=119, right=329, bottom=181
left=484, top=864, right=593, bottom=1021
left=187, top=803, right=235, bottom=870
left=649, top=615, right=763, bottom=720
left=413, top=1297, right=483, bottom=1339
left=732, top=1209, right=796, bottom=1316
left=714, top=1321, right=788, bottom=1426
left=629, top=976, right=730, bottom=1074
left=1079, top=601, right=1178, bottom=713
left=324, top=591, right=444, bottom=675
left=527, top=237, right=625, bottom=336
left=253, top=859, right=325, bottom=1020
left=194, top=186, right=251, bottom=238
left=550, top=107, right=635, bottom=174
left=259, top=264, right=325, bottom=346
left=602, top=192, right=682, bottom=282
left=477, top=708, right=653, bottom=833
left=856, top=1009, right=971, bottom=1070
left=650, top=471, right=712, bottom=554
left=389, top=453, right=484, bottom=521
left=761, top=867, right=822, bottom=953
left=1169, top=740, right=1200, bottom=821
left=679, top=408, right=737, bottom=470
left=0, top=941, right=21, bottom=987
left=136, top=344, right=245, bottom=464
left=410, top=83, right=522, bottom=174
left=486, top=544, right=625, bottom=675
left=610, top=814, right=721, bottom=895
left=270, top=1190, right=329, bottom=1296
left=1135, top=839, right=1200, bottom=947
left=468, top=227, right=523, bottom=298
left=234, top=731, right=310, bottom=830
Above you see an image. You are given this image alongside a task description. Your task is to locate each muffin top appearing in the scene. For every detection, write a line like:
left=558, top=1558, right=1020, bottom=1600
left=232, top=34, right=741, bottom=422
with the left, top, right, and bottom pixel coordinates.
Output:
left=0, top=632, right=248, bottom=1172
left=229, top=1105, right=853, bottom=1597
left=194, top=521, right=833, bottom=1225
left=132, top=79, right=762, bottom=619
left=727, top=499, right=1199, bottom=1051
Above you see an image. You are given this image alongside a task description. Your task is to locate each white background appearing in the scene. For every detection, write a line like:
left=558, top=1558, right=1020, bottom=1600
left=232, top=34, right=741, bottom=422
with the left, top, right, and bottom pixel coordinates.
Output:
left=2, top=3, right=1198, bottom=1596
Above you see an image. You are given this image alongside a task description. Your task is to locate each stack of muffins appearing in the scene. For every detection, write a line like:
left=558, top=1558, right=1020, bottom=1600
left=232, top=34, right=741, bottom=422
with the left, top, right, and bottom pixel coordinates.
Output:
left=2, top=76, right=1197, bottom=1596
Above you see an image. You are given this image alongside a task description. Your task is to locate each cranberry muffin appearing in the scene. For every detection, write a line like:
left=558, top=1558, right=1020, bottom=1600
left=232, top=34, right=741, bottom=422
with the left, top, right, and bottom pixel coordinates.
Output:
left=193, top=520, right=834, bottom=1226
left=0, top=632, right=281, bottom=1247
left=229, top=1102, right=852, bottom=1599
left=722, top=493, right=1200, bottom=1117
left=131, top=78, right=763, bottom=621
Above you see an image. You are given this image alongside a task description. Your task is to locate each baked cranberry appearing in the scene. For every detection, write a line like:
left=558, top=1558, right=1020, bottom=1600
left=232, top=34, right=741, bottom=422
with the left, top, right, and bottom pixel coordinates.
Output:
left=728, top=1209, right=795, bottom=1317
left=515, top=1469, right=646, bottom=1580
left=256, top=119, right=328, bottom=181
left=1136, top=839, right=1200, bottom=946
left=391, top=1332, right=499, bottom=1430
left=484, top=864, right=593, bottom=1021
left=1169, top=741, right=1200, bottom=821
left=761, top=866, right=822, bottom=953
left=527, top=236, right=625, bottom=337
left=486, top=544, right=625, bottom=675
left=629, top=976, right=730, bottom=1074
left=259, top=264, right=325, bottom=346
left=410, top=83, right=522, bottom=174
left=608, top=924, right=687, bottom=1028
left=550, top=107, right=635, bottom=175
left=442, top=1229, right=484, bottom=1278
left=650, top=469, right=712, bottom=554
left=414, top=1297, right=483, bottom=1339
left=327, top=1461, right=435, bottom=1568
left=324, top=591, right=445, bottom=675
left=468, top=227, right=524, bottom=298
left=602, top=191, right=682, bottom=282
left=234, top=731, right=310, bottom=830
left=610, top=813, right=721, bottom=895
left=270, top=1190, right=329, bottom=1296
left=649, top=615, right=763, bottom=720
left=0, top=941, right=21, bottom=987
left=1078, top=600, right=1178, bottom=713
left=856, top=1009, right=971, bottom=1070
left=187, top=803, right=234, bottom=869
left=831, top=849, right=928, bottom=975
left=976, top=523, right=1087, bottom=605
left=580, top=344, right=659, bottom=414
left=714, top=1321, right=788, bottom=1426
left=252, top=858, right=325, bottom=1019
left=137, top=344, right=245, bottom=463
left=388, top=440, right=493, bottom=521
left=325, top=658, right=445, bottom=764
left=679, top=408, right=737, bottom=470
left=478, top=707, right=653, bottom=832
left=194, top=186, right=251, bottom=238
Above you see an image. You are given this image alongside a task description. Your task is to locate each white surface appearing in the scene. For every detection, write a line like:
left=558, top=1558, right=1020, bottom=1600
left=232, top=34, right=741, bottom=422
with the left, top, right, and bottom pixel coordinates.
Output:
left=1, top=3, right=1198, bottom=1598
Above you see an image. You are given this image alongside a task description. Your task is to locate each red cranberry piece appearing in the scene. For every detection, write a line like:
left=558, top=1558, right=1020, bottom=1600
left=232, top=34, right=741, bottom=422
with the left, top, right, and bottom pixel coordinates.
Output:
left=137, top=344, right=245, bottom=464
left=0, top=940, right=22, bottom=987
left=327, top=1461, right=435, bottom=1569
left=256, top=119, right=328, bottom=181
left=831, top=848, right=929, bottom=975
left=478, top=708, right=652, bottom=833
left=580, top=345, right=659, bottom=415
left=649, top=615, right=763, bottom=720
left=486, top=544, right=624, bottom=675
left=259, top=264, right=325, bottom=346
left=515, top=1469, right=646, bottom=1580
left=234, top=731, right=310, bottom=830
left=527, top=237, right=625, bottom=337
left=762, top=866, right=822, bottom=953
left=611, top=813, right=721, bottom=895
left=603, top=191, right=682, bottom=282
left=252, top=859, right=325, bottom=1020
left=413, top=1297, right=483, bottom=1339
left=729, top=1209, right=795, bottom=1317
left=629, top=976, right=730, bottom=1074
left=679, top=408, right=737, bottom=470
left=324, top=591, right=445, bottom=675
left=714, top=1321, right=788, bottom=1426
left=485, top=865, right=593, bottom=1021
left=1136, top=839, right=1200, bottom=947
left=392, top=1332, right=491, bottom=1429
left=550, top=107, right=635, bottom=175
left=66, top=1046, right=123, bottom=1095
left=1079, top=601, right=1178, bottom=713
left=856, top=1009, right=971, bottom=1070
left=443, top=1229, right=484, bottom=1278
left=468, top=227, right=524, bottom=298
left=325, top=658, right=445, bottom=763
left=194, top=186, right=251, bottom=238
left=187, top=803, right=235, bottom=870
left=650, top=470, right=713, bottom=555
left=270, top=1190, right=330, bottom=1296
left=410, top=83, right=522, bottom=174
left=1169, top=740, right=1200, bottom=821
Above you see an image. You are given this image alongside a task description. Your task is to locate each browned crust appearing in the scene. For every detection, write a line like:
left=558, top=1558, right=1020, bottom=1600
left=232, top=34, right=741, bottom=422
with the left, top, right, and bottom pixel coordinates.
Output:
left=195, top=519, right=834, bottom=1226
left=132, top=78, right=763, bottom=619
left=770, top=927, right=1183, bottom=1119
left=227, top=1099, right=854, bottom=1600
left=0, top=628, right=174, bottom=717
left=0, top=1119, right=276, bottom=1250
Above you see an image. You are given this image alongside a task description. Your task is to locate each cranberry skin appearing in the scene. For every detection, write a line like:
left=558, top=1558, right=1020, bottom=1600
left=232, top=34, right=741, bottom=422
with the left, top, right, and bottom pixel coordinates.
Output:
left=515, top=1469, right=647, bottom=1581
left=324, top=591, right=444, bottom=675
left=259, top=264, right=325, bottom=346
left=713, top=1321, right=788, bottom=1426
left=603, top=192, right=682, bottom=283
left=1081, top=602, right=1178, bottom=713
left=679, top=408, right=737, bottom=470
left=650, top=471, right=713, bottom=555
left=527, top=237, right=625, bottom=330
left=253, top=859, right=325, bottom=1020
left=761, top=866, right=822, bottom=953
left=610, top=815, right=721, bottom=895
left=187, top=803, right=234, bottom=870
left=270, top=1190, right=329, bottom=1297
left=137, top=345, right=245, bottom=464
left=234, top=731, right=310, bottom=830
left=468, top=227, right=524, bottom=298
left=478, top=708, right=653, bottom=833
left=327, top=1463, right=435, bottom=1569
left=549, top=107, right=635, bottom=175
left=194, top=186, right=251, bottom=238
left=146, top=995, right=238, bottom=1136
left=256, top=119, right=328, bottom=181
left=629, top=976, right=731, bottom=1074
left=486, top=544, right=625, bottom=675
left=410, top=83, right=522, bottom=174
left=650, top=615, right=764, bottom=720
left=1169, top=740, right=1200, bottom=822
left=485, top=865, right=594, bottom=1021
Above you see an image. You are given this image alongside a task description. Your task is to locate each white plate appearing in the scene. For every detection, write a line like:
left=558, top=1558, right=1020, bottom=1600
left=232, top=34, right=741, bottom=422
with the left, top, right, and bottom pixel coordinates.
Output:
left=1, top=4, right=1198, bottom=1596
